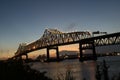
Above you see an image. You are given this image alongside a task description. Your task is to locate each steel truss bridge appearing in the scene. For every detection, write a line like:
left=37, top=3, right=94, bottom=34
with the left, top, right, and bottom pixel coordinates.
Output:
left=13, top=29, right=120, bottom=62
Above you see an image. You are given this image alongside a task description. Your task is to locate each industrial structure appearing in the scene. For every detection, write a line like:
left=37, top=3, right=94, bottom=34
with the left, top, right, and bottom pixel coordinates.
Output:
left=12, top=29, right=120, bottom=62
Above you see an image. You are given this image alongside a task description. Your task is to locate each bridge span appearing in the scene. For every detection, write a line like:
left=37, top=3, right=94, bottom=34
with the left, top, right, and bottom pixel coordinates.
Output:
left=12, top=29, right=120, bottom=62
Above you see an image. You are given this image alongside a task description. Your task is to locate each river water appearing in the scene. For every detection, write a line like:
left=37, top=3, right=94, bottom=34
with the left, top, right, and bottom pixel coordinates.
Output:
left=29, top=56, right=120, bottom=80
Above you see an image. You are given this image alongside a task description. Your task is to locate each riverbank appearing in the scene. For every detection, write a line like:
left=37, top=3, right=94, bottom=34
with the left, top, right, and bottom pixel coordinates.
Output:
left=0, top=59, right=52, bottom=80
left=1, top=56, right=120, bottom=80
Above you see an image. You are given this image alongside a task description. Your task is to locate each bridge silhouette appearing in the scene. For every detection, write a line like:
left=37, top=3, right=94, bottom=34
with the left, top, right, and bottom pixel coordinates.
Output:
left=12, top=29, right=120, bottom=62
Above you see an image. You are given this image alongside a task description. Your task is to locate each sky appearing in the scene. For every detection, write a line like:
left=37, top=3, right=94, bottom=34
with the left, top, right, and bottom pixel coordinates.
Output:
left=0, top=0, right=120, bottom=59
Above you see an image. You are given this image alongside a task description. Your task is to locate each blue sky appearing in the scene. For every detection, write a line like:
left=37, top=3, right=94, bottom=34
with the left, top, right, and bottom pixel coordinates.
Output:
left=0, top=0, right=120, bottom=59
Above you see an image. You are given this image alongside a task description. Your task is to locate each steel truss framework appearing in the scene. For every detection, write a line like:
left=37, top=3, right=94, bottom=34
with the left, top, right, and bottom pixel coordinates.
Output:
left=14, top=29, right=120, bottom=58
left=81, top=32, right=120, bottom=49
left=15, top=29, right=91, bottom=56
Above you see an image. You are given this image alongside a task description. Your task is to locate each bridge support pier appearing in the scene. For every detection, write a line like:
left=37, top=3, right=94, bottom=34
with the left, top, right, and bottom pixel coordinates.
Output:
left=47, top=48, right=50, bottom=61
left=25, top=54, right=28, bottom=60
left=46, top=46, right=59, bottom=61
left=79, top=40, right=97, bottom=62
left=56, top=47, right=59, bottom=60
left=92, top=41, right=97, bottom=60
left=79, top=43, right=83, bottom=62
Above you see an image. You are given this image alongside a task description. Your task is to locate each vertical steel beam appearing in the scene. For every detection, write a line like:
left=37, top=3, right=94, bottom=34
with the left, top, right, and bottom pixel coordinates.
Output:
left=46, top=48, right=50, bottom=61
left=79, top=43, right=83, bottom=62
left=92, top=40, right=97, bottom=60
left=56, top=47, right=59, bottom=60
left=26, top=54, right=28, bottom=60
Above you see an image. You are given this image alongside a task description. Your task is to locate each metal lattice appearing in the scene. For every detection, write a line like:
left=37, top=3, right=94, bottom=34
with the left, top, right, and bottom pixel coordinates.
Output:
left=15, top=29, right=91, bottom=56
left=80, top=32, right=120, bottom=49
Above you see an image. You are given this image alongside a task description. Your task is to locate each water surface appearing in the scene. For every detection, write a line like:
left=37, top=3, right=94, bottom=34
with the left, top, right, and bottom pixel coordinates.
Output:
left=30, top=56, right=120, bottom=80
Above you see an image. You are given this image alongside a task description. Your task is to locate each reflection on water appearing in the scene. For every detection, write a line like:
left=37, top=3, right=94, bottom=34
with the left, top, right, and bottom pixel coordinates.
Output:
left=30, top=59, right=96, bottom=80
left=30, top=56, right=120, bottom=80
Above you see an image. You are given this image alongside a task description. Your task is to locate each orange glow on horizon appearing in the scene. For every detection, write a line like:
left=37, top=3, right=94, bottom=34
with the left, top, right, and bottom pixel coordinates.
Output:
left=59, top=44, right=79, bottom=51
left=27, top=44, right=79, bottom=59
left=0, top=44, right=79, bottom=60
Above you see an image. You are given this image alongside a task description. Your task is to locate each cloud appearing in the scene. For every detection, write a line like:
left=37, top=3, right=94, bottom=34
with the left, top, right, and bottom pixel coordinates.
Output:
left=65, top=23, right=77, bottom=32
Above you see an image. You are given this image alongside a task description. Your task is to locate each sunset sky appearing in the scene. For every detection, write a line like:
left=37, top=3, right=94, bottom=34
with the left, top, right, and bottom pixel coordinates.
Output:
left=0, top=0, right=120, bottom=59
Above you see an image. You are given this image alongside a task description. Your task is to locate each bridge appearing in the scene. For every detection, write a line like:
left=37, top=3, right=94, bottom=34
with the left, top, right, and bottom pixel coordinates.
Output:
left=12, top=29, right=120, bottom=62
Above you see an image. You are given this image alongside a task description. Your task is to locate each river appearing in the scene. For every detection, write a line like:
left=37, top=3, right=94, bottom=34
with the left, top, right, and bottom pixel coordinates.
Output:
left=29, top=56, right=120, bottom=80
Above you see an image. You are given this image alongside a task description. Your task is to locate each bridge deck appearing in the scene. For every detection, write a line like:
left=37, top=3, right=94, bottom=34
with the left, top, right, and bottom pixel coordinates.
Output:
left=13, top=29, right=120, bottom=59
